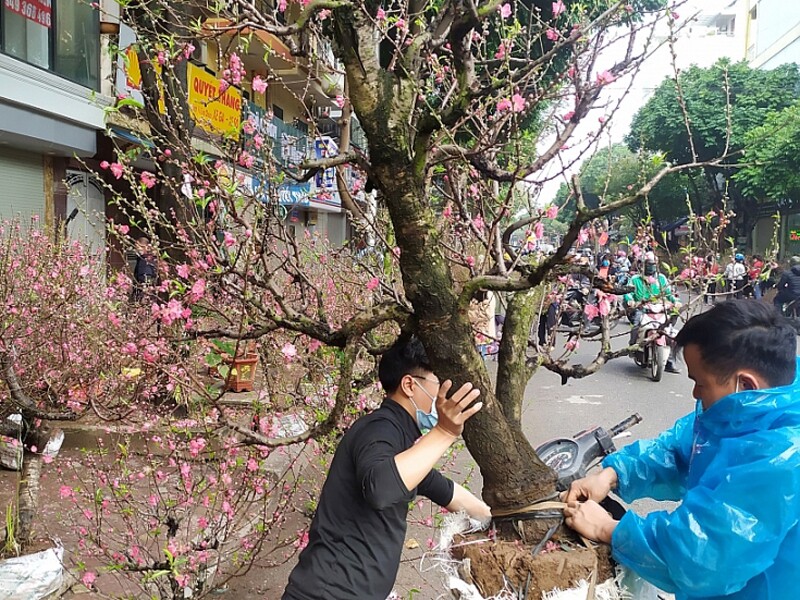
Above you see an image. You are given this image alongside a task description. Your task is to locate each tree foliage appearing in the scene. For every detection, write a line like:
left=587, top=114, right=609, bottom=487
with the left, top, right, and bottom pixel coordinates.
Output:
left=736, top=100, right=800, bottom=201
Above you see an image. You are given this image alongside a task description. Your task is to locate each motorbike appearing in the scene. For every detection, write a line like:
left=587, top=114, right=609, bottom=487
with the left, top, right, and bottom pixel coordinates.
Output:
left=631, top=302, right=678, bottom=382
left=557, top=286, right=624, bottom=336
left=536, top=413, right=642, bottom=520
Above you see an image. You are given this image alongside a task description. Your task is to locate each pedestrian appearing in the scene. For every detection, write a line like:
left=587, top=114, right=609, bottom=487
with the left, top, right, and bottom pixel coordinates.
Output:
left=703, top=254, right=719, bottom=304
left=773, top=255, right=800, bottom=315
left=747, top=254, right=765, bottom=299
left=723, top=253, right=747, bottom=299
left=562, top=300, right=800, bottom=600
left=282, top=335, right=491, bottom=600
left=469, top=290, right=497, bottom=357
left=131, top=236, right=158, bottom=302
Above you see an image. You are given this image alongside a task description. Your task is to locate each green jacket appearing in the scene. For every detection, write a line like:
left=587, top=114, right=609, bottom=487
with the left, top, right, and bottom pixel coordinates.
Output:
left=623, top=273, right=676, bottom=305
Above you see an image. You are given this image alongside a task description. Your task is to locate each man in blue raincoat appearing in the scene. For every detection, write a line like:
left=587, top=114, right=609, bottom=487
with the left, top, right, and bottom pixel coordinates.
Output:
left=563, top=300, right=800, bottom=599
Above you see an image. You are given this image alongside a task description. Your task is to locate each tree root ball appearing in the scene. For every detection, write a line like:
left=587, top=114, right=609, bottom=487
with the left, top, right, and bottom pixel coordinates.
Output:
left=451, top=531, right=614, bottom=600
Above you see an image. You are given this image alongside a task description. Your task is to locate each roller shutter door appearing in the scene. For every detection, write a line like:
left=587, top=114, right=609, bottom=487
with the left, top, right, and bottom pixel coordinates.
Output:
left=0, top=147, right=46, bottom=223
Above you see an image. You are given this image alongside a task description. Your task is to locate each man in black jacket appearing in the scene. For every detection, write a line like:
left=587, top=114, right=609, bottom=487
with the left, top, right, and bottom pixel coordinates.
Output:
left=773, top=256, right=800, bottom=312
left=282, top=336, right=491, bottom=600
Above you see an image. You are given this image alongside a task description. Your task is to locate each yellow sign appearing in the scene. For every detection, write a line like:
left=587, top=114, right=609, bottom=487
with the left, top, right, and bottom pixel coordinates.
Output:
left=122, top=45, right=165, bottom=114
left=188, top=63, right=241, bottom=139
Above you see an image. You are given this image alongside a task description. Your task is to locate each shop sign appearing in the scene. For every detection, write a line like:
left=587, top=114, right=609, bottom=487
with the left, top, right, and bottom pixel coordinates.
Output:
left=187, top=63, right=242, bottom=138
left=4, top=0, right=51, bottom=28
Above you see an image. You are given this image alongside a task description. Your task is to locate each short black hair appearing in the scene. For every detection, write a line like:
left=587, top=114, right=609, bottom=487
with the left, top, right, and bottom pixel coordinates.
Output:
left=675, top=300, right=796, bottom=387
left=378, top=335, right=432, bottom=394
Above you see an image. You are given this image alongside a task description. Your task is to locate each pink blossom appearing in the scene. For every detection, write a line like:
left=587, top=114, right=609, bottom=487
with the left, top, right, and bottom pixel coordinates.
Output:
left=277, top=0, right=286, bottom=10
left=189, top=437, right=207, bottom=457
left=190, top=278, right=206, bottom=301
left=495, top=42, right=508, bottom=60
left=334, top=95, right=346, bottom=108
left=223, top=232, right=236, bottom=248
left=564, top=337, right=579, bottom=352
left=546, top=205, right=559, bottom=219
left=534, top=222, right=544, bottom=239
left=219, top=79, right=230, bottom=93
left=308, top=338, right=322, bottom=353
left=252, top=76, right=268, bottom=94
left=157, top=51, right=166, bottom=66
left=110, top=162, right=124, bottom=179
left=584, top=302, right=599, bottom=320
left=473, top=214, right=485, bottom=230
left=465, top=256, right=476, bottom=268
left=546, top=28, right=559, bottom=41
left=563, top=110, right=575, bottom=121
left=176, top=264, right=190, bottom=278
left=497, top=98, right=513, bottom=112
left=366, top=277, right=380, bottom=291
left=567, top=65, right=576, bottom=78
left=140, top=171, right=156, bottom=189
left=376, top=7, right=386, bottom=20
left=395, top=18, right=406, bottom=30
left=442, top=204, right=453, bottom=218
left=598, top=115, right=606, bottom=124
left=671, top=11, right=679, bottom=20
left=318, top=8, right=331, bottom=19
left=596, top=70, right=616, bottom=85
left=99, top=160, right=110, bottom=170
left=183, top=43, right=195, bottom=59
left=552, top=0, right=566, bottom=17
left=118, top=224, right=130, bottom=235
left=511, top=93, right=525, bottom=113
left=59, top=485, right=73, bottom=499
left=499, top=3, right=512, bottom=19
left=81, top=572, right=97, bottom=588
left=282, top=343, right=298, bottom=361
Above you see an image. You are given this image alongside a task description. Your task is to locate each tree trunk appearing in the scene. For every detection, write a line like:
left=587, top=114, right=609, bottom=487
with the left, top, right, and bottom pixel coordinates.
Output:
left=376, top=161, right=555, bottom=509
left=16, top=428, right=52, bottom=546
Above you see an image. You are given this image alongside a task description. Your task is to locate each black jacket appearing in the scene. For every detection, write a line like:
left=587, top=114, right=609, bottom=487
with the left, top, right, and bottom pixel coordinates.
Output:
left=775, top=265, right=800, bottom=301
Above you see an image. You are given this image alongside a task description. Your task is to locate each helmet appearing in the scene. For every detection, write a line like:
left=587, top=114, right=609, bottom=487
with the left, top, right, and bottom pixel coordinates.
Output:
left=735, top=253, right=744, bottom=262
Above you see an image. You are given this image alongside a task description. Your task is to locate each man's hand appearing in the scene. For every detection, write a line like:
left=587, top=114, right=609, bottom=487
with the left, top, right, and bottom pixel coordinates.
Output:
left=433, top=380, right=482, bottom=438
left=561, top=467, right=618, bottom=503
left=563, top=500, right=618, bottom=543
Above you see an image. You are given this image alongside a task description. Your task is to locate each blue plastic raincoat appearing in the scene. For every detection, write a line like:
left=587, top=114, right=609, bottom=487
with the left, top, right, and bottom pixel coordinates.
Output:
left=603, top=358, right=800, bottom=599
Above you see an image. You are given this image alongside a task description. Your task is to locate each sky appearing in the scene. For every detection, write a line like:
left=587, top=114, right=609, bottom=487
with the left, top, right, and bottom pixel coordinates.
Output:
left=529, top=0, right=745, bottom=206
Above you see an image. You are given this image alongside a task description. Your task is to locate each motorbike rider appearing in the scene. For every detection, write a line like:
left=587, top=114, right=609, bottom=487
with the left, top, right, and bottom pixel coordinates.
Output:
left=562, top=300, right=800, bottom=600
left=623, top=251, right=680, bottom=374
left=773, top=255, right=800, bottom=313
left=613, top=250, right=631, bottom=285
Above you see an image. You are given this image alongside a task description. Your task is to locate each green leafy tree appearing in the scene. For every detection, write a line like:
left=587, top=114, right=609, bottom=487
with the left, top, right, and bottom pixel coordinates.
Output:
left=627, top=59, right=800, bottom=232
left=736, top=100, right=800, bottom=202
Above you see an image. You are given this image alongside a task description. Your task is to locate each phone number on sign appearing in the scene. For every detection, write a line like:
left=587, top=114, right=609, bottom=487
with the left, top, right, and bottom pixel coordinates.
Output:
left=4, top=0, right=52, bottom=28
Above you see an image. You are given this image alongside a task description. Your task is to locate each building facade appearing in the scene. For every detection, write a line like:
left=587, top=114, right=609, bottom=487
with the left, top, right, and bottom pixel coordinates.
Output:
left=0, top=0, right=109, bottom=250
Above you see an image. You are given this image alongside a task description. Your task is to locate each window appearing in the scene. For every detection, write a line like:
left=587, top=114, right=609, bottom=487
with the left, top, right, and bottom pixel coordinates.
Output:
left=55, top=0, right=99, bottom=89
left=2, top=0, right=51, bottom=68
left=1, top=0, right=99, bottom=90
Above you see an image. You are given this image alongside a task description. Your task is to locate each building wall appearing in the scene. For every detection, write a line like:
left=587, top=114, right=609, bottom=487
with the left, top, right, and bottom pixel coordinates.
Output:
left=746, top=0, right=800, bottom=68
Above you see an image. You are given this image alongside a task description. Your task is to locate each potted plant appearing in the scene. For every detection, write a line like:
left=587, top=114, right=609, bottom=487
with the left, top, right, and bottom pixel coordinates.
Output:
left=205, top=340, right=259, bottom=393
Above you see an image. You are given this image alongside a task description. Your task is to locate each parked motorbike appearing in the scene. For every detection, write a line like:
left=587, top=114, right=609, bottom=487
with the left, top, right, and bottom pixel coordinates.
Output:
left=536, top=413, right=642, bottom=520
left=631, top=302, right=678, bottom=382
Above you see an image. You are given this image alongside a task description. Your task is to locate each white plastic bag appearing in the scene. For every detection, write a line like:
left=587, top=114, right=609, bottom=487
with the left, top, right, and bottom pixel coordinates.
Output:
left=0, top=546, right=64, bottom=600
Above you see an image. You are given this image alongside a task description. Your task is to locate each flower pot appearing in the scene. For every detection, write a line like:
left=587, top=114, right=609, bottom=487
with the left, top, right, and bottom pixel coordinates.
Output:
left=224, top=355, right=259, bottom=392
